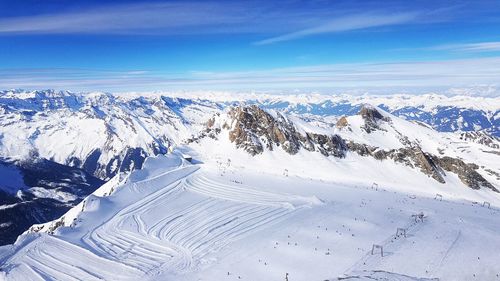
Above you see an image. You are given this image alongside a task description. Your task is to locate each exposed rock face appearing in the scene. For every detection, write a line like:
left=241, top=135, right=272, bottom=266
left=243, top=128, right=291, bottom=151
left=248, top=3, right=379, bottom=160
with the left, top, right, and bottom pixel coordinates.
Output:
left=409, top=149, right=445, bottom=183
left=226, top=105, right=300, bottom=155
left=192, top=105, right=497, bottom=193
left=336, top=116, right=349, bottom=129
left=436, top=157, right=497, bottom=191
left=347, top=141, right=377, bottom=156
left=458, top=131, right=500, bottom=149
left=347, top=142, right=445, bottom=183
left=186, top=115, right=221, bottom=144
left=193, top=105, right=347, bottom=157
left=347, top=141, right=497, bottom=192
left=226, top=106, right=347, bottom=157
left=304, top=133, right=347, bottom=157
left=359, top=105, right=391, bottom=133
left=360, top=105, right=385, bottom=120
left=346, top=106, right=497, bottom=191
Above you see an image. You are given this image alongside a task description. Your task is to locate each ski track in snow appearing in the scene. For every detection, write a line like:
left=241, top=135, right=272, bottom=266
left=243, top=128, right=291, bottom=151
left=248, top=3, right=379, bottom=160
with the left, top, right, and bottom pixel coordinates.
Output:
left=2, top=162, right=316, bottom=280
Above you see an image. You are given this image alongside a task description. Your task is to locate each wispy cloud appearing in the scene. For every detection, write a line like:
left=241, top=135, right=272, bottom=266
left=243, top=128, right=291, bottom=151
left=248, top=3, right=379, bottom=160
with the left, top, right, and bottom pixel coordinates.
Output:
left=0, top=1, right=429, bottom=39
left=254, top=12, right=420, bottom=45
left=432, top=41, right=500, bottom=52
left=2, top=57, right=500, bottom=93
left=0, top=2, right=253, bottom=35
left=0, top=1, right=351, bottom=35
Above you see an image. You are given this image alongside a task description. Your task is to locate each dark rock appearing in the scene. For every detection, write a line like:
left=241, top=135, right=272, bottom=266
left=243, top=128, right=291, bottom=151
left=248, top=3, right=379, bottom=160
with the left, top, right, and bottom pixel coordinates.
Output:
left=336, top=116, right=349, bottom=129
left=346, top=141, right=377, bottom=156
left=194, top=105, right=347, bottom=158
left=346, top=140, right=496, bottom=191
left=358, top=105, right=391, bottom=133
left=458, top=131, right=499, bottom=149
left=436, top=156, right=498, bottom=192
left=305, top=133, right=347, bottom=157
left=359, top=105, right=385, bottom=121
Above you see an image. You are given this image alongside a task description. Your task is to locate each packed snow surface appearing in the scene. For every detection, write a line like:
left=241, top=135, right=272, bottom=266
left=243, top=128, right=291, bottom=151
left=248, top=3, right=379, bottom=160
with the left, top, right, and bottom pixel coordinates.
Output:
left=1, top=151, right=499, bottom=281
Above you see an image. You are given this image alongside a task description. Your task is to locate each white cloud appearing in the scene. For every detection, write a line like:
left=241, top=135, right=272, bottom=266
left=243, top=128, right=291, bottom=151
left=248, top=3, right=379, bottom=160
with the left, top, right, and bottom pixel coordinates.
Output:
left=0, top=2, right=263, bottom=34
left=0, top=2, right=425, bottom=38
left=254, top=12, right=419, bottom=45
left=432, top=42, right=500, bottom=52
left=2, top=57, right=500, bottom=94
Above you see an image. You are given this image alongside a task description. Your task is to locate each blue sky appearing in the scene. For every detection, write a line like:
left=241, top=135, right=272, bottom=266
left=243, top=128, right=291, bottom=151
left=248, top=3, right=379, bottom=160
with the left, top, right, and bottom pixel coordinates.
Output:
left=1, top=0, right=500, bottom=93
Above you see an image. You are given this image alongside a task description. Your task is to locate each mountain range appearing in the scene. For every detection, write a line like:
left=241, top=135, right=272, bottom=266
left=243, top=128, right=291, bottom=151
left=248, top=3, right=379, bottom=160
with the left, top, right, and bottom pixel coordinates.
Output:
left=0, top=89, right=499, bottom=280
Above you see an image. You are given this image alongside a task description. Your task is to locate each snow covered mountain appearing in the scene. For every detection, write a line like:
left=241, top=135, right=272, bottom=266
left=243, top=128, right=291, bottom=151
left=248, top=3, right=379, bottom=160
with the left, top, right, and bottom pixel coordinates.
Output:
left=249, top=94, right=500, bottom=137
left=1, top=90, right=497, bottom=180
left=189, top=104, right=498, bottom=192
left=1, top=134, right=499, bottom=280
left=0, top=89, right=221, bottom=180
left=0, top=89, right=499, bottom=280
left=0, top=90, right=221, bottom=245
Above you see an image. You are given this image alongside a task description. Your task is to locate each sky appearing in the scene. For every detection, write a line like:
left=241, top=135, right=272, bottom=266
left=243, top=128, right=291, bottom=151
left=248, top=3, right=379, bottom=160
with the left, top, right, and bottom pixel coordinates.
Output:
left=0, top=0, right=500, bottom=94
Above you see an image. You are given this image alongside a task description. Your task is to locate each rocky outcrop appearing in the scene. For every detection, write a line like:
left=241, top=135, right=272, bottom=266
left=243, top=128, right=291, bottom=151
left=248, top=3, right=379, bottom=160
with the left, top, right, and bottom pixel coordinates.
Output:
left=186, top=115, right=221, bottom=144
left=303, top=133, right=347, bottom=157
left=226, top=105, right=300, bottom=155
left=458, top=131, right=500, bottom=149
left=192, top=105, right=347, bottom=158
left=359, top=105, right=391, bottom=133
left=347, top=141, right=445, bottom=183
left=347, top=141, right=497, bottom=192
left=360, top=105, right=385, bottom=120
left=226, top=106, right=347, bottom=157
left=192, top=105, right=497, bottom=193
left=346, top=106, right=497, bottom=190
left=336, top=116, right=349, bottom=129
left=347, top=141, right=378, bottom=156
left=436, top=157, right=497, bottom=191
left=409, top=149, right=445, bottom=183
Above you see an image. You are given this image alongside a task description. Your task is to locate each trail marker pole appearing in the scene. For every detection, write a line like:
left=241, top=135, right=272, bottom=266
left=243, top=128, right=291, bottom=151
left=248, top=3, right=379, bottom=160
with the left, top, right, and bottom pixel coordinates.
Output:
left=412, top=212, right=425, bottom=223
left=371, top=244, right=383, bottom=257
left=396, top=228, right=407, bottom=238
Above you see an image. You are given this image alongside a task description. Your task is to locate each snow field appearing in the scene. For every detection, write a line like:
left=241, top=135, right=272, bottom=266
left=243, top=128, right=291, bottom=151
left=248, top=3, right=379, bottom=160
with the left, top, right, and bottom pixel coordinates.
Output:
left=1, top=156, right=319, bottom=280
left=1, top=151, right=499, bottom=281
left=178, top=169, right=500, bottom=281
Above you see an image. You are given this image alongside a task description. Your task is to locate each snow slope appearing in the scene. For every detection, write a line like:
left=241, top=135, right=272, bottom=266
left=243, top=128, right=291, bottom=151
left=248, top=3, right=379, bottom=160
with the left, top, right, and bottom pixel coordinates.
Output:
left=0, top=90, right=499, bottom=281
left=1, top=147, right=499, bottom=281
left=0, top=154, right=321, bottom=280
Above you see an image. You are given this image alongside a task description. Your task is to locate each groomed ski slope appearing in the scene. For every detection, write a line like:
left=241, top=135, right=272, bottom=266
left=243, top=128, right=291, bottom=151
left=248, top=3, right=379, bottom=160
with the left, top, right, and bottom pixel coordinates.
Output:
left=1, top=153, right=500, bottom=281
left=0, top=155, right=320, bottom=280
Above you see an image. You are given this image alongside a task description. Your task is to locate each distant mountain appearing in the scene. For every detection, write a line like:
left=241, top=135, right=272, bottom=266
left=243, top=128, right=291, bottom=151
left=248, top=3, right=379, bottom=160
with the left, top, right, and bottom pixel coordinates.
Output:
left=0, top=90, right=220, bottom=245
left=246, top=95, right=499, bottom=137
left=1, top=90, right=497, bottom=180
left=0, top=89, right=220, bottom=180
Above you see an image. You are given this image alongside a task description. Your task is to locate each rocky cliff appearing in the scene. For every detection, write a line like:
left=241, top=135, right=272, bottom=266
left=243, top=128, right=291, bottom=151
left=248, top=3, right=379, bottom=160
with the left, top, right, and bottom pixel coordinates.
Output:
left=192, top=105, right=498, bottom=192
left=190, top=105, right=347, bottom=158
